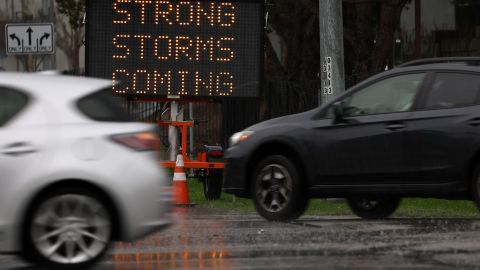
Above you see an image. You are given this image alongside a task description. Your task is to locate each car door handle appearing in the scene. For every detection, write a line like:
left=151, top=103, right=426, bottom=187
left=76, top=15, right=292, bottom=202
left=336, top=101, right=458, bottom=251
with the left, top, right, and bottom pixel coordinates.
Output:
left=385, top=123, right=406, bottom=131
left=0, top=142, right=37, bottom=157
left=467, top=118, right=480, bottom=126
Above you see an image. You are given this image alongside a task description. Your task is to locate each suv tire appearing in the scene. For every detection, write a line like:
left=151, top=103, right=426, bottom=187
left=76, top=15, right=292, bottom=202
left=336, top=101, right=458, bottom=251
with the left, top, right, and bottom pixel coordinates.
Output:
left=347, top=197, right=401, bottom=220
left=471, top=164, right=480, bottom=211
left=252, top=155, right=308, bottom=221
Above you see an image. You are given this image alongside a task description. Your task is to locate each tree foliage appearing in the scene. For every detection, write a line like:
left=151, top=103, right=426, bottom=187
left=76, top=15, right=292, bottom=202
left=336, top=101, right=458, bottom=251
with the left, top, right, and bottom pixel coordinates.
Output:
left=266, top=0, right=411, bottom=83
left=55, top=0, right=85, bottom=29
left=267, top=0, right=319, bottom=81
left=343, top=0, right=411, bottom=79
left=55, top=0, right=85, bottom=72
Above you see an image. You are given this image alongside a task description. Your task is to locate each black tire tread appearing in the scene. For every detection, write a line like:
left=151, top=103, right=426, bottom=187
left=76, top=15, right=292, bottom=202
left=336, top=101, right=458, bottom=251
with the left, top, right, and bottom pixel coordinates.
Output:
left=252, top=155, right=308, bottom=222
left=346, top=197, right=401, bottom=220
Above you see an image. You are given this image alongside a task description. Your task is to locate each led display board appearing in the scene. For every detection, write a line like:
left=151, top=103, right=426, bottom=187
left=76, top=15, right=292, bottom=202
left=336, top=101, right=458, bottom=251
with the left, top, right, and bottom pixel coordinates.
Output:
left=86, top=0, right=263, bottom=99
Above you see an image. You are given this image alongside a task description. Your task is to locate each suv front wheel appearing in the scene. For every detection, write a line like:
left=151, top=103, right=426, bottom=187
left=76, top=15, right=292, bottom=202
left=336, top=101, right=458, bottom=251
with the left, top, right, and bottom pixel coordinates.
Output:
left=252, top=155, right=308, bottom=221
left=347, top=197, right=401, bottom=220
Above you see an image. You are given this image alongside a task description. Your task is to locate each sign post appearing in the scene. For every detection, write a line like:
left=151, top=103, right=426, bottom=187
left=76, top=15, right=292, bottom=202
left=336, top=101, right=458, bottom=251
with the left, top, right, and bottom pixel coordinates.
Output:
left=5, top=23, right=54, bottom=55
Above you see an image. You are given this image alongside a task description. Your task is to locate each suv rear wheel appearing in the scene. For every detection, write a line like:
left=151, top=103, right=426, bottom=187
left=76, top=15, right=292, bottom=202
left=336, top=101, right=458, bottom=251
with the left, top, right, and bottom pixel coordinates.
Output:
left=347, top=197, right=401, bottom=220
left=471, top=164, right=480, bottom=211
left=252, top=155, right=308, bottom=221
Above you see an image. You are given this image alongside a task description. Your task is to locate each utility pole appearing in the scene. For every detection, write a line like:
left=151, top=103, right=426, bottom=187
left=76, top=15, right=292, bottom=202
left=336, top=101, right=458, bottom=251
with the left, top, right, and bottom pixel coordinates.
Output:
left=319, top=0, right=345, bottom=105
left=42, top=0, right=55, bottom=70
left=414, top=0, right=422, bottom=59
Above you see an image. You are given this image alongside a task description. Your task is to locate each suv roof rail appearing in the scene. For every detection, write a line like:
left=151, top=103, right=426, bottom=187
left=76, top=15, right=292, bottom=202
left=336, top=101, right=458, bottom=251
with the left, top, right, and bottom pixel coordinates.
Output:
left=398, top=57, right=480, bottom=67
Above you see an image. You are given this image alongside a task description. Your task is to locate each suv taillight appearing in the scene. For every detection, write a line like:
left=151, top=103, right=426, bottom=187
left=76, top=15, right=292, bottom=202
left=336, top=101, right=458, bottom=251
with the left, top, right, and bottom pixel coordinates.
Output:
left=111, top=132, right=160, bottom=151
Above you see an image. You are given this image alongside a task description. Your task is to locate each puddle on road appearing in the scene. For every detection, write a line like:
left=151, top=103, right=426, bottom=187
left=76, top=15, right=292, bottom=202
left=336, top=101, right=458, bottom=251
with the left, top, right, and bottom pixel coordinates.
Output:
left=112, top=248, right=232, bottom=270
left=106, top=208, right=480, bottom=270
left=111, top=207, right=234, bottom=270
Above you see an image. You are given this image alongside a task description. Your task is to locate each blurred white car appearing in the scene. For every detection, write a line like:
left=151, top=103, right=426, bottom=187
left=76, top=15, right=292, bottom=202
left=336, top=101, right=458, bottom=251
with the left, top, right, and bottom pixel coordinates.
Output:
left=0, top=73, right=172, bottom=269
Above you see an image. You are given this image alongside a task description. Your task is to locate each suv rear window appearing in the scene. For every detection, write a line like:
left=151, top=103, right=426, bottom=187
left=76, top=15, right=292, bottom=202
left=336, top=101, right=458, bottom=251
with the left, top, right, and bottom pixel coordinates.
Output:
left=77, top=89, right=133, bottom=122
left=0, top=88, right=29, bottom=127
left=424, top=73, right=480, bottom=109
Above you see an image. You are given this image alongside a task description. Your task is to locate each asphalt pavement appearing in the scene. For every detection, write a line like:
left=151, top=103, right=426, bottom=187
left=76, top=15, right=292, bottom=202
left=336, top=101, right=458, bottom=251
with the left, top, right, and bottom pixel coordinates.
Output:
left=2, top=207, right=480, bottom=270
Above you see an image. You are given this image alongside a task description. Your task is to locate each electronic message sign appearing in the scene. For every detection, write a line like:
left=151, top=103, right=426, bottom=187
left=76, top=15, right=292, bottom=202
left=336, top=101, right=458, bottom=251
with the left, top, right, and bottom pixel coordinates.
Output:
left=86, top=0, right=263, bottom=99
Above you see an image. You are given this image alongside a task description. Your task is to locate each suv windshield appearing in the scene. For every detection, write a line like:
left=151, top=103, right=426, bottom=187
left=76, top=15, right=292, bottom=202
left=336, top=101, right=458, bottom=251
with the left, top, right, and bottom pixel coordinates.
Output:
left=77, top=88, right=133, bottom=122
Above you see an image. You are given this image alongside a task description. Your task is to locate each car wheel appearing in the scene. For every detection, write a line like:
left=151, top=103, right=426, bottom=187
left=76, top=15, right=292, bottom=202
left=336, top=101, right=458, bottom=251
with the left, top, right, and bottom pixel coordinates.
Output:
left=252, top=155, right=308, bottom=221
left=471, top=164, right=480, bottom=211
left=346, top=197, right=401, bottom=220
left=22, top=188, right=112, bottom=269
left=203, top=169, right=223, bottom=201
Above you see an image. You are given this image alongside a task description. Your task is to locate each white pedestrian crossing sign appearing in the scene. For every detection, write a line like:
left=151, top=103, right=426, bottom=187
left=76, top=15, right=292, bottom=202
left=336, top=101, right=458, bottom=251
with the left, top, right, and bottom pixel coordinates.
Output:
left=5, top=23, right=54, bottom=55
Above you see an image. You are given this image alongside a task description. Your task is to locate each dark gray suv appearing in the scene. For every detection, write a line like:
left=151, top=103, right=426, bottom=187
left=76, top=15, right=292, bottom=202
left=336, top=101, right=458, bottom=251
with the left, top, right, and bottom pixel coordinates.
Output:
left=224, top=57, right=480, bottom=221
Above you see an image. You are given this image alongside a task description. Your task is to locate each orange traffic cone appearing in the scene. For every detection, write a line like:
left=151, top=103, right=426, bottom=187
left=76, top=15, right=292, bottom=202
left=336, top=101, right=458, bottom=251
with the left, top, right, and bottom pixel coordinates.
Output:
left=173, top=154, right=194, bottom=206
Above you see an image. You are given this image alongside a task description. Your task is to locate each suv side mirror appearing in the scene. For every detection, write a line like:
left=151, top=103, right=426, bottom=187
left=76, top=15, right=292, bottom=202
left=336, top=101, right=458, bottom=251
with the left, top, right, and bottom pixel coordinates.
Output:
left=332, top=101, right=345, bottom=124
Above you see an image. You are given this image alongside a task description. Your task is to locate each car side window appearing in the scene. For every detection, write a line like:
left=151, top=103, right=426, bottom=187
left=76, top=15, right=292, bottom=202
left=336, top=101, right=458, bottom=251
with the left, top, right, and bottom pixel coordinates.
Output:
left=77, top=88, right=133, bottom=122
left=0, top=88, right=29, bottom=127
left=424, top=73, right=480, bottom=110
left=342, top=73, right=426, bottom=117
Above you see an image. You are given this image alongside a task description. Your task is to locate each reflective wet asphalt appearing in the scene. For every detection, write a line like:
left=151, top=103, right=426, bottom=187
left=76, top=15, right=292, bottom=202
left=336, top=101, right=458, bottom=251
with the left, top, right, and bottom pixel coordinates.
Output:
left=3, top=207, right=480, bottom=270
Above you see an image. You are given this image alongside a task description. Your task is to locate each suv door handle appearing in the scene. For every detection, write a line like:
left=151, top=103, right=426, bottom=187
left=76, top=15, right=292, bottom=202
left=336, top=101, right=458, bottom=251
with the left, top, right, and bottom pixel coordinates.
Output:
left=467, top=118, right=480, bottom=126
left=385, top=123, right=406, bottom=131
left=0, top=142, right=37, bottom=157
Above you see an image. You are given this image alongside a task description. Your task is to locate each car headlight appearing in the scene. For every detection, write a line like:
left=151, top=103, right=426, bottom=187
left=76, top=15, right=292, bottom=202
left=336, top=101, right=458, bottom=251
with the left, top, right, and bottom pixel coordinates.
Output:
left=229, top=131, right=254, bottom=146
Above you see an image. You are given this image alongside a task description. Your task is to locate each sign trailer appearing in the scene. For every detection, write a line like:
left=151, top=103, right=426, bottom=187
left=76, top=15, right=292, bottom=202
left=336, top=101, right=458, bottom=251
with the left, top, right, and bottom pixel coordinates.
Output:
left=85, top=0, right=264, bottom=200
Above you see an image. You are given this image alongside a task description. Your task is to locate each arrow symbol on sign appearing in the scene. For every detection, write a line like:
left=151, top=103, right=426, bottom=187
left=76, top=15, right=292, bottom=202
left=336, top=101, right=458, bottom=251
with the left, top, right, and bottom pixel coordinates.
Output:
left=26, top=27, right=33, bottom=45
left=40, top=33, right=50, bottom=45
left=9, top=34, right=20, bottom=46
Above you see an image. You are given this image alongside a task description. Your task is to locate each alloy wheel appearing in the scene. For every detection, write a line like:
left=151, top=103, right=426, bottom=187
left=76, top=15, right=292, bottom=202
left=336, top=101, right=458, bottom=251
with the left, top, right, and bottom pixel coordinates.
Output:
left=255, top=164, right=293, bottom=213
left=30, top=194, right=111, bottom=264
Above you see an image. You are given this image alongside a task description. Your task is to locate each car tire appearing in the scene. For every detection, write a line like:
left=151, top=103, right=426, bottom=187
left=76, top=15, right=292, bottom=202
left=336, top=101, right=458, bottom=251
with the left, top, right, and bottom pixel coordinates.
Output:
left=346, top=197, right=401, bottom=220
left=21, top=187, right=113, bottom=269
left=203, top=169, right=223, bottom=201
left=471, top=164, right=480, bottom=211
left=252, top=155, right=308, bottom=221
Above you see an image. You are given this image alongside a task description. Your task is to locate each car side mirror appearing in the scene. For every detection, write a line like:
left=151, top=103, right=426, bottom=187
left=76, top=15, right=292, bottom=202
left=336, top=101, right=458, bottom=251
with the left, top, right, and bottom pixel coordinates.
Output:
left=332, top=101, right=345, bottom=124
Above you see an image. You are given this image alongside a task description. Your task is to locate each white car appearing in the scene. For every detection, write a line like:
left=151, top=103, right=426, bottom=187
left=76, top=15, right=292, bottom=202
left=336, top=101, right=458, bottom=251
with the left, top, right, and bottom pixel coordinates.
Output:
left=0, top=73, right=172, bottom=269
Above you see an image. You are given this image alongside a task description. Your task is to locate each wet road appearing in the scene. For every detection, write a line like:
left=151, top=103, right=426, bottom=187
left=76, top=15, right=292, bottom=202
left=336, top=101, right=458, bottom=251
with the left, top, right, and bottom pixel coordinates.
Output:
left=3, top=207, right=480, bottom=269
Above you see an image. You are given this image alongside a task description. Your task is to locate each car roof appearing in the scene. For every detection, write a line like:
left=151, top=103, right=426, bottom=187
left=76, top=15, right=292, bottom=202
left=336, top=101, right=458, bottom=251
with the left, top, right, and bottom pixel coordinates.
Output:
left=361, top=63, right=480, bottom=85
left=0, top=72, right=111, bottom=100
left=342, top=63, right=480, bottom=96
left=395, top=63, right=480, bottom=73
left=398, top=57, right=480, bottom=68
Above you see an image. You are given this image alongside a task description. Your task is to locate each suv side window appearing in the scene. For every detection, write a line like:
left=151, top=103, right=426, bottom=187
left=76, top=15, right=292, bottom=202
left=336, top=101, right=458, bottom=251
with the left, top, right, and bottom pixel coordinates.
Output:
left=0, top=88, right=29, bottom=127
left=342, top=73, right=426, bottom=117
left=424, top=73, right=480, bottom=110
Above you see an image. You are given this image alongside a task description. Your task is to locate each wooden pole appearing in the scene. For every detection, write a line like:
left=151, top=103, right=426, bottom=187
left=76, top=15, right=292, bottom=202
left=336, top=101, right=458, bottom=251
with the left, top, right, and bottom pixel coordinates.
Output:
left=319, top=0, right=345, bottom=105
